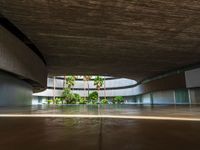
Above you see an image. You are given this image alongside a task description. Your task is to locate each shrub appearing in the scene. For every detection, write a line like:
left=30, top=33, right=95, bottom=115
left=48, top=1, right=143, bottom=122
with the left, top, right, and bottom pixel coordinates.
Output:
left=47, top=99, right=53, bottom=104
left=113, top=96, right=124, bottom=104
left=88, top=91, right=98, bottom=104
left=74, top=93, right=81, bottom=100
left=61, top=88, right=75, bottom=104
left=55, top=98, right=61, bottom=104
left=61, top=88, right=84, bottom=104
left=73, top=93, right=82, bottom=103
left=61, top=88, right=70, bottom=99
left=66, top=93, right=76, bottom=104
left=79, top=97, right=88, bottom=104
left=101, top=98, right=108, bottom=104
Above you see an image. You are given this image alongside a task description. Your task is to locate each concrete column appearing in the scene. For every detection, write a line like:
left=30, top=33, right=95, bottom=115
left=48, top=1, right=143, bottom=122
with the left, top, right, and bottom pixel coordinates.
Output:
left=173, top=90, right=176, bottom=105
left=0, top=70, right=32, bottom=105
left=150, top=93, right=153, bottom=105
left=188, top=89, right=192, bottom=105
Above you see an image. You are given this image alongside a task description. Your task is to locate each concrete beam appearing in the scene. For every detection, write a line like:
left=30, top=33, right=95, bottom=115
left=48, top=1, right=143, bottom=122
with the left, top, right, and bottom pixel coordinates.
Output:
left=132, top=73, right=186, bottom=95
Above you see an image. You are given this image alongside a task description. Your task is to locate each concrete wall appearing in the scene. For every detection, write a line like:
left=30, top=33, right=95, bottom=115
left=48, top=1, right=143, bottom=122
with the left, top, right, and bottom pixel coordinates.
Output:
left=74, top=78, right=136, bottom=89
left=0, top=71, right=32, bottom=105
left=47, top=77, right=136, bottom=89
left=0, top=26, right=47, bottom=92
left=33, top=87, right=135, bottom=97
left=132, top=73, right=186, bottom=95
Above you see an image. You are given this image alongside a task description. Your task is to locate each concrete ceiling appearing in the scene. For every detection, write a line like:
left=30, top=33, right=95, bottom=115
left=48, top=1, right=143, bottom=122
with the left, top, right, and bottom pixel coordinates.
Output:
left=1, top=0, right=200, bottom=81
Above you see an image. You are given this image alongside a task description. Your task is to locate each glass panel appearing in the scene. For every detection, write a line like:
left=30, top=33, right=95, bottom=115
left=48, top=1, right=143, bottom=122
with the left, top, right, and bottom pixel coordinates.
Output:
left=175, top=89, right=189, bottom=104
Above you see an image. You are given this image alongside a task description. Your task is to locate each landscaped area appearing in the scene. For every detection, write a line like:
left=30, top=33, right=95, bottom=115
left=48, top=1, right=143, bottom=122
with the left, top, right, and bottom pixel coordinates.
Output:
left=47, top=76, right=125, bottom=105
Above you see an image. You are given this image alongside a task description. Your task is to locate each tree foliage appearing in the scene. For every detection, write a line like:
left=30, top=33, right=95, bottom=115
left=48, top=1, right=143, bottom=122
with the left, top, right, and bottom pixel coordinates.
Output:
left=88, top=91, right=98, bottom=104
left=113, top=96, right=124, bottom=104
left=101, top=98, right=108, bottom=104
left=94, top=76, right=104, bottom=90
left=83, top=75, right=92, bottom=96
left=47, top=99, right=53, bottom=104
left=47, top=76, right=126, bottom=105
left=79, top=97, right=88, bottom=104
left=55, top=98, right=61, bottom=104
left=66, top=76, right=76, bottom=88
left=61, top=88, right=74, bottom=104
left=83, top=75, right=92, bottom=82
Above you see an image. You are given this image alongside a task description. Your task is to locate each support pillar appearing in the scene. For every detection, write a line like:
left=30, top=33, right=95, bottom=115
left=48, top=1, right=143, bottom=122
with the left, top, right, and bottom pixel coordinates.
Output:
left=0, top=71, right=32, bottom=105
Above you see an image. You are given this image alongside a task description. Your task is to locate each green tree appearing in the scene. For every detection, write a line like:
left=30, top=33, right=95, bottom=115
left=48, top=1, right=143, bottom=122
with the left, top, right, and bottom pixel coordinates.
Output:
left=55, top=97, right=61, bottom=104
left=94, top=76, right=104, bottom=103
left=61, top=88, right=82, bottom=104
left=66, top=76, right=76, bottom=89
left=103, top=76, right=107, bottom=99
left=74, top=93, right=81, bottom=103
left=113, top=96, right=124, bottom=104
left=61, top=88, right=72, bottom=104
left=61, top=88, right=70, bottom=100
left=83, top=75, right=92, bottom=97
left=47, top=99, right=53, bottom=105
left=88, top=91, right=98, bottom=104
left=101, top=98, right=108, bottom=104
left=79, top=97, right=88, bottom=104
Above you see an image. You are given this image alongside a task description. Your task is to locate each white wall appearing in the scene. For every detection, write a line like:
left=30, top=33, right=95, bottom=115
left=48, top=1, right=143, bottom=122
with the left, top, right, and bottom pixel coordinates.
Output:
left=47, top=77, right=136, bottom=89
left=34, top=77, right=137, bottom=98
left=33, top=87, right=135, bottom=97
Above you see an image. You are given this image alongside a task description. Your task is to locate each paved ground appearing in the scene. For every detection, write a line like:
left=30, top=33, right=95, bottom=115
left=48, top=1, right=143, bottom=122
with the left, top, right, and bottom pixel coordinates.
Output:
left=0, top=105, right=200, bottom=118
left=0, top=105, right=200, bottom=150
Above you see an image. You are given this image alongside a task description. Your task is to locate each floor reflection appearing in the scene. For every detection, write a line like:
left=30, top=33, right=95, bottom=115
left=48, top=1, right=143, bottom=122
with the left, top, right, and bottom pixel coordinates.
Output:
left=0, top=105, right=200, bottom=150
left=0, top=117, right=200, bottom=150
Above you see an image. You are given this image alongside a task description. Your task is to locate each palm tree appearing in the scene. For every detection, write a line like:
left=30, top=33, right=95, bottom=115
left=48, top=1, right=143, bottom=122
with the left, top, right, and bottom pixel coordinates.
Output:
left=94, top=76, right=104, bottom=103
left=83, top=75, right=92, bottom=97
left=52, top=76, right=56, bottom=104
left=83, top=76, right=87, bottom=97
left=104, top=76, right=106, bottom=99
left=63, top=76, right=66, bottom=88
left=66, top=76, right=76, bottom=90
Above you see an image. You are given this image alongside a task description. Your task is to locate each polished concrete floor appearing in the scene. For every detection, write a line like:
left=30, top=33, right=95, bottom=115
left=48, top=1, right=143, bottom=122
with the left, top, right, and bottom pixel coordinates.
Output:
left=0, top=105, right=200, bottom=118
left=0, top=105, right=200, bottom=150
